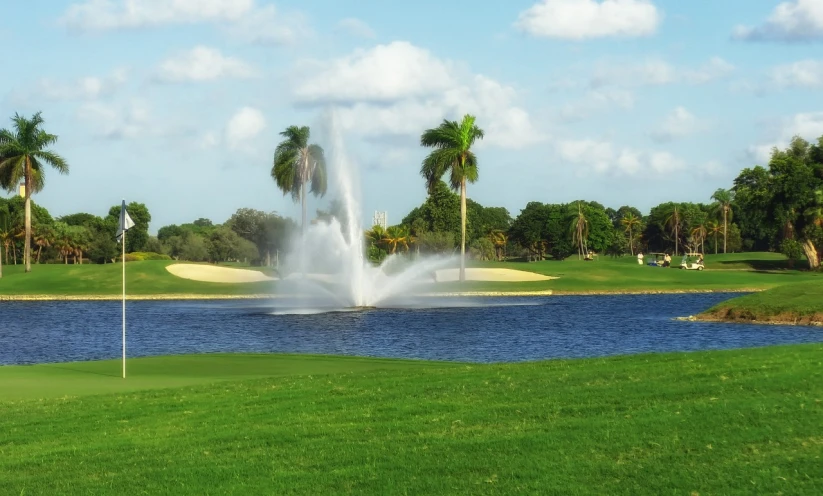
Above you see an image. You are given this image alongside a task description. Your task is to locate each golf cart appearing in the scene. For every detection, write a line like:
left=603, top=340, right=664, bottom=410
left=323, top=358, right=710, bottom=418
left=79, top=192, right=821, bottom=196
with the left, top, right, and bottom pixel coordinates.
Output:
left=646, top=253, right=670, bottom=267
left=680, top=252, right=705, bottom=271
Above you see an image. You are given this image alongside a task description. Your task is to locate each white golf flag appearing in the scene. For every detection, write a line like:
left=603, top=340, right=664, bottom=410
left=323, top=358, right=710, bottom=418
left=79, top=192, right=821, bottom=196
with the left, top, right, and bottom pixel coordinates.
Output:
left=116, top=200, right=134, bottom=242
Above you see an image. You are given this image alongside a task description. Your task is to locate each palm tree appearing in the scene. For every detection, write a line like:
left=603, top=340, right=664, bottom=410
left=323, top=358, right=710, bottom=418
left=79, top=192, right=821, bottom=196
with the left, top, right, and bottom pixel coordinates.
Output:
left=711, top=188, right=734, bottom=254
left=32, top=225, right=53, bottom=264
left=365, top=224, right=387, bottom=251
left=620, top=213, right=641, bottom=256
left=690, top=224, right=707, bottom=255
left=488, top=230, right=507, bottom=261
left=420, top=114, right=485, bottom=282
left=664, top=205, right=681, bottom=256
left=707, top=220, right=721, bottom=254
left=0, top=113, right=69, bottom=272
left=569, top=202, right=589, bottom=260
left=271, top=126, right=327, bottom=234
left=383, top=225, right=410, bottom=254
left=804, top=189, right=823, bottom=228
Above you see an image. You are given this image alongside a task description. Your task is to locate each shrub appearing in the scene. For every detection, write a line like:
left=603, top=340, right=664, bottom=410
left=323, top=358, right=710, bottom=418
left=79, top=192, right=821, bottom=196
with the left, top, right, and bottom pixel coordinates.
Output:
left=125, top=251, right=172, bottom=261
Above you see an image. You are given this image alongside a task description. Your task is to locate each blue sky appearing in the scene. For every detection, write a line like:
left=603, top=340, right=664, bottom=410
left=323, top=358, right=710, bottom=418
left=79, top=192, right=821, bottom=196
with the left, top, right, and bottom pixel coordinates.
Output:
left=2, top=0, right=823, bottom=233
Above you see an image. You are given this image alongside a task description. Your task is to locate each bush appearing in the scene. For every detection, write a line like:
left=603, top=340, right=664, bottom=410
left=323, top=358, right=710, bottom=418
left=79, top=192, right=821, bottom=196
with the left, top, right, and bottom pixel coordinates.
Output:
left=125, top=251, right=172, bottom=261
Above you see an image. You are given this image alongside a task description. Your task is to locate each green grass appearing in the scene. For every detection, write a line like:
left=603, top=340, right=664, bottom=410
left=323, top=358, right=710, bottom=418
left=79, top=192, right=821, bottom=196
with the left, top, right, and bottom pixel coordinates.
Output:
left=0, top=252, right=820, bottom=296
left=0, top=260, right=271, bottom=296
left=1, top=346, right=821, bottom=494
left=449, top=252, right=822, bottom=293
left=700, top=278, right=823, bottom=324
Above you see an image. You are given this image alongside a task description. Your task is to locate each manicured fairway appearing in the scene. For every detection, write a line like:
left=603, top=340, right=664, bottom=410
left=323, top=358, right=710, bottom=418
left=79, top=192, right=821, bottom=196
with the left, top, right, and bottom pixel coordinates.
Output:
left=0, top=261, right=272, bottom=296
left=1, top=345, right=821, bottom=494
left=0, top=353, right=454, bottom=401
left=1, top=253, right=819, bottom=297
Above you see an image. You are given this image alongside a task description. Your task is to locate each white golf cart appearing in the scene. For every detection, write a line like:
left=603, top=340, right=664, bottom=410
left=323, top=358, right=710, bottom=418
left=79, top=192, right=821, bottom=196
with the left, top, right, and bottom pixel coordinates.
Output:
left=680, top=252, right=705, bottom=271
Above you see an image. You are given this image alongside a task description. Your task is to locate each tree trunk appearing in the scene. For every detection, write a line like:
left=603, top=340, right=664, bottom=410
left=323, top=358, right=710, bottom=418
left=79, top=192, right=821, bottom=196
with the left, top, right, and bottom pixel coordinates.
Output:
left=36, top=245, right=42, bottom=264
left=714, top=234, right=717, bottom=254
left=675, top=224, right=679, bottom=257
left=24, top=163, right=32, bottom=273
left=301, top=181, right=307, bottom=236
left=459, top=177, right=466, bottom=282
left=723, top=208, right=728, bottom=254
left=629, top=227, right=634, bottom=256
left=79, top=250, right=83, bottom=264
left=0, top=242, right=3, bottom=278
left=802, top=239, right=820, bottom=270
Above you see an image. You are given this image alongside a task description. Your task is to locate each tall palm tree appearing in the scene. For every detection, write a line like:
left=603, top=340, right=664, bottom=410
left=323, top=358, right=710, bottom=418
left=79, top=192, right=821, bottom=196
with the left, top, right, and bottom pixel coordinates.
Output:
left=420, top=114, right=485, bottom=282
left=569, top=202, right=589, bottom=260
left=707, top=220, right=721, bottom=254
left=711, top=188, right=734, bottom=254
left=0, top=113, right=69, bottom=272
left=664, top=205, right=682, bottom=256
left=620, top=212, right=641, bottom=256
left=271, top=126, right=327, bottom=234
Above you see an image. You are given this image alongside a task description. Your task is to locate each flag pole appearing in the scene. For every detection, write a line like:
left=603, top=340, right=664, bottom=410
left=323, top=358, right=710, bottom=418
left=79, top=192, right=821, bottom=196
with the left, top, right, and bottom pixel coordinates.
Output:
left=122, top=228, right=126, bottom=379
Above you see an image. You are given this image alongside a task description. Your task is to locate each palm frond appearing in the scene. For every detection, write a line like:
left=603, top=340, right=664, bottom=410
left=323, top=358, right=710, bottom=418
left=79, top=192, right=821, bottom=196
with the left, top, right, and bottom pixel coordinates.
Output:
left=309, top=144, right=327, bottom=198
left=272, top=147, right=300, bottom=201
left=33, top=150, right=69, bottom=174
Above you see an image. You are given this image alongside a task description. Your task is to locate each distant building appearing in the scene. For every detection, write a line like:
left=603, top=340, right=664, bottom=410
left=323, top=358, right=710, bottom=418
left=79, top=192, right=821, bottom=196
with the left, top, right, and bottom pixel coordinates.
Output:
left=373, top=211, right=387, bottom=229
left=18, top=183, right=24, bottom=197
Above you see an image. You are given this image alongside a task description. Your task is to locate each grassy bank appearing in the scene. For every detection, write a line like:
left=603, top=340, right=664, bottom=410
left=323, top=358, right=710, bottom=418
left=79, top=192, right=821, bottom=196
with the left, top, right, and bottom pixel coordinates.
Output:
left=0, top=253, right=819, bottom=297
left=1, top=346, right=821, bottom=494
left=698, top=279, right=823, bottom=325
left=0, top=260, right=271, bottom=296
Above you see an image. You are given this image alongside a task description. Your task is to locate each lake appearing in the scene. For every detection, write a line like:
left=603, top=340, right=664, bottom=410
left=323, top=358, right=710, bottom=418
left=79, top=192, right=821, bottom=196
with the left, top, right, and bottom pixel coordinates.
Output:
left=1, top=293, right=821, bottom=365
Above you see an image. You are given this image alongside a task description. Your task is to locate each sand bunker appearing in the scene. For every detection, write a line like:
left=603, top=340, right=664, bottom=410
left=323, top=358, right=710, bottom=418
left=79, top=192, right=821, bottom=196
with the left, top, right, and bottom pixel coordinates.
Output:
left=434, top=268, right=556, bottom=283
left=166, top=264, right=276, bottom=283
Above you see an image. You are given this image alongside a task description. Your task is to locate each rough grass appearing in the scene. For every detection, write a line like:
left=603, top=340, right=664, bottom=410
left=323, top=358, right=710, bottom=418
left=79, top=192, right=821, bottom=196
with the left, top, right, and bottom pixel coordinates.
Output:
left=1, top=346, right=821, bottom=494
left=699, top=279, right=823, bottom=325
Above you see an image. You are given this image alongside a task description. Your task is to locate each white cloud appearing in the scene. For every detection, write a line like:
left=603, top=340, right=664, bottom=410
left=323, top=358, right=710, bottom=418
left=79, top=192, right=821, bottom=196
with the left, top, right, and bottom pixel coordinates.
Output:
left=556, top=139, right=685, bottom=176
left=770, top=60, right=823, bottom=88
left=683, top=57, right=736, bottom=84
left=733, top=0, right=823, bottom=42
left=225, top=107, right=266, bottom=150
left=336, top=17, right=376, bottom=38
left=747, top=112, right=823, bottom=163
left=15, top=68, right=127, bottom=103
left=154, top=46, right=256, bottom=83
left=62, top=0, right=254, bottom=31
left=293, top=42, right=457, bottom=104
left=291, top=41, right=545, bottom=150
left=558, top=88, right=635, bottom=122
left=515, top=0, right=660, bottom=40
left=590, top=56, right=733, bottom=87
left=650, top=106, right=700, bottom=142
left=76, top=99, right=152, bottom=140
left=222, top=5, right=309, bottom=45
left=61, top=0, right=305, bottom=45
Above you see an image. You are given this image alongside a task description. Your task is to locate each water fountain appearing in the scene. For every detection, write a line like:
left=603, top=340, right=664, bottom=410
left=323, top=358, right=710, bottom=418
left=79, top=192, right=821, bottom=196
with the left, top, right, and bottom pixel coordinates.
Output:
left=274, top=114, right=457, bottom=311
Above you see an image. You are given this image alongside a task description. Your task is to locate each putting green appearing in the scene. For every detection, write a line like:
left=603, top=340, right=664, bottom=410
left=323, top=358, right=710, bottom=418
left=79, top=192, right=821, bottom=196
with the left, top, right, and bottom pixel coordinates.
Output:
left=0, top=354, right=458, bottom=402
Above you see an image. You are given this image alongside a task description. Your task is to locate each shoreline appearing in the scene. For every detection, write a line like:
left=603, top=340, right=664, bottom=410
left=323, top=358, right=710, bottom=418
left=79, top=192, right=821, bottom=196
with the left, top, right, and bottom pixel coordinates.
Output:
left=679, top=315, right=823, bottom=327
left=0, top=288, right=761, bottom=301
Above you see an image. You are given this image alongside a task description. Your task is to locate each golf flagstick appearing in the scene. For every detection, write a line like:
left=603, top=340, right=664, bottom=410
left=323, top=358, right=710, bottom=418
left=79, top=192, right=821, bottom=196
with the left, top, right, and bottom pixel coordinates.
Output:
left=116, top=200, right=134, bottom=379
